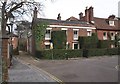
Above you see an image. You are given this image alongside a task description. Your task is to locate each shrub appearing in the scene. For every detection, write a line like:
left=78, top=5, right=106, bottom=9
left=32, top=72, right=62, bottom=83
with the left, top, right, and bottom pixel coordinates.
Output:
left=107, top=48, right=118, bottom=55
left=86, top=48, right=118, bottom=57
left=87, top=48, right=107, bottom=57
left=79, top=33, right=98, bottom=49
left=35, top=49, right=83, bottom=60
left=51, top=31, right=67, bottom=49
left=98, top=40, right=111, bottom=48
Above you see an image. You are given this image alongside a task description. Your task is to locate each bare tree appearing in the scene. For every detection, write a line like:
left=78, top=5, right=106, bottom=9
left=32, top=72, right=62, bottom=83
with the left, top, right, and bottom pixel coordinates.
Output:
left=1, top=0, right=44, bottom=35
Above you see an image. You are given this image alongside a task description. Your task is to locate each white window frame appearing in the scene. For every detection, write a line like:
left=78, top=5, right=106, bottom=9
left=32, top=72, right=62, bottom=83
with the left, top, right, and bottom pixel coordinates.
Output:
left=44, top=42, right=50, bottom=49
left=87, top=29, right=92, bottom=36
left=73, top=29, right=79, bottom=40
left=103, top=32, right=107, bottom=40
left=72, top=43, right=79, bottom=49
left=45, top=28, right=52, bottom=40
left=111, top=33, right=115, bottom=40
left=109, top=21, right=114, bottom=26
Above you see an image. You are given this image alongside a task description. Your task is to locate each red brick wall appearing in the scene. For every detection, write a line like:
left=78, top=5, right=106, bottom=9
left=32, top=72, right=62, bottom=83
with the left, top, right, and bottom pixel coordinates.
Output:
left=79, top=29, right=87, bottom=36
left=97, top=30, right=116, bottom=40
left=67, top=28, right=73, bottom=49
left=2, top=38, right=9, bottom=81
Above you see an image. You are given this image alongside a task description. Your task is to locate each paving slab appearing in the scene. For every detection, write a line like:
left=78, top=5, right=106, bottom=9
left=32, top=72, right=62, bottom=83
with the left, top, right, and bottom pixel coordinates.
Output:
left=8, top=57, right=58, bottom=83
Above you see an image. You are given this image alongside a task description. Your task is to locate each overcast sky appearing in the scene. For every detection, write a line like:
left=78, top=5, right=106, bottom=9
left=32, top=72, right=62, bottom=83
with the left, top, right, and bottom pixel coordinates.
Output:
left=37, top=0, right=119, bottom=20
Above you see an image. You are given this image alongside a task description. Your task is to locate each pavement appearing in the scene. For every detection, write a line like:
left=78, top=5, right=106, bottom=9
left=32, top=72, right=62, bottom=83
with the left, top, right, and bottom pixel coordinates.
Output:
left=8, top=56, right=60, bottom=83
left=9, top=51, right=119, bottom=82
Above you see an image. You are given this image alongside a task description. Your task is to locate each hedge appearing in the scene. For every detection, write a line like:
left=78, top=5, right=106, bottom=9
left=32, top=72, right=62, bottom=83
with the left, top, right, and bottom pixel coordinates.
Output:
left=51, top=31, right=67, bottom=49
left=35, top=48, right=118, bottom=59
left=86, top=48, right=118, bottom=57
left=79, top=33, right=98, bottom=49
left=98, top=40, right=115, bottom=48
left=36, top=49, right=83, bottom=60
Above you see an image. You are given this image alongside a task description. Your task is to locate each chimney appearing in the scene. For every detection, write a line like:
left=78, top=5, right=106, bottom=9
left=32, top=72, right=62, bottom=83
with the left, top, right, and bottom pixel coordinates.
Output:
left=79, top=12, right=83, bottom=20
left=57, top=13, right=61, bottom=20
left=108, top=15, right=115, bottom=20
left=88, top=6, right=94, bottom=23
left=85, top=7, right=89, bottom=22
left=33, top=7, right=37, bottom=19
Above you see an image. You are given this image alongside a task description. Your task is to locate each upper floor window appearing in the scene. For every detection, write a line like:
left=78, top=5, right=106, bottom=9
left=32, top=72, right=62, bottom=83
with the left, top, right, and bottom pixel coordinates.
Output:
left=109, top=21, right=114, bottom=26
left=111, top=33, right=115, bottom=40
left=103, top=32, right=107, bottom=40
left=87, top=29, right=92, bottom=36
left=45, top=28, right=52, bottom=40
left=73, top=29, right=79, bottom=40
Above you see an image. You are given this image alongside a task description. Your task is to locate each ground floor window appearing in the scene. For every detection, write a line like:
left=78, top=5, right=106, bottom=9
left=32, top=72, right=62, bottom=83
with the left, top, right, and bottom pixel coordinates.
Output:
left=73, top=43, right=79, bottom=49
left=45, top=45, right=50, bottom=49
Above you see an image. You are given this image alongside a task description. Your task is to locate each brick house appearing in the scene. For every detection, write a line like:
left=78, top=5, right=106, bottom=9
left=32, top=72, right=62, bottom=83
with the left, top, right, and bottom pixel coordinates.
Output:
left=27, top=8, right=96, bottom=54
left=80, top=6, right=120, bottom=41
left=27, top=7, right=120, bottom=55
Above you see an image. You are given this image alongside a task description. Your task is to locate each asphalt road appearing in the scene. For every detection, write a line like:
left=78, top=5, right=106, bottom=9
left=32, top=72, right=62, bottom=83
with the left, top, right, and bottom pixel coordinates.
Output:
left=33, top=56, right=118, bottom=82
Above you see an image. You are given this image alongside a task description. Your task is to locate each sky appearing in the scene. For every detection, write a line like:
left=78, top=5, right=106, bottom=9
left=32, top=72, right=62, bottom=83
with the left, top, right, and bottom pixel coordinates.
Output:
left=36, top=0, right=120, bottom=20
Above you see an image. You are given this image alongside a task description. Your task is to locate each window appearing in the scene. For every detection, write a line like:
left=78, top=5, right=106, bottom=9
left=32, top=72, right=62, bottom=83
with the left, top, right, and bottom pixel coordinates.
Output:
left=45, top=45, right=50, bottom=49
left=45, top=29, right=51, bottom=40
left=44, top=42, right=50, bottom=49
left=73, top=43, right=79, bottom=49
left=73, top=29, right=79, bottom=40
left=87, top=29, right=92, bottom=36
left=111, top=33, right=115, bottom=40
left=103, top=32, right=107, bottom=40
left=109, top=21, right=114, bottom=26
left=87, top=31, right=92, bottom=36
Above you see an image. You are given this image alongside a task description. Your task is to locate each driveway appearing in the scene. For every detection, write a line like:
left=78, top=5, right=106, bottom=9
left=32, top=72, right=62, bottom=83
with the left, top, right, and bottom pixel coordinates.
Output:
left=16, top=52, right=118, bottom=82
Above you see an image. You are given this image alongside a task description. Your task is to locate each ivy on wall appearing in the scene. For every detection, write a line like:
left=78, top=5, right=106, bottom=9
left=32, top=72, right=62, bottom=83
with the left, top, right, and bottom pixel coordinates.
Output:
left=34, top=22, right=48, bottom=50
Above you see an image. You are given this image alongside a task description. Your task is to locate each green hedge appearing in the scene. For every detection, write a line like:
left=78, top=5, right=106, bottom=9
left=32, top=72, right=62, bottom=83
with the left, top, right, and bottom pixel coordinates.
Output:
left=79, top=33, right=98, bottom=49
left=107, top=48, right=119, bottom=55
left=98, top=40, right=115, bottom=48
left=86, top=48, right=118, bottom=57
left=51, top=31, right=67, bottom=49
left=36, top=49, right=83, bottom=60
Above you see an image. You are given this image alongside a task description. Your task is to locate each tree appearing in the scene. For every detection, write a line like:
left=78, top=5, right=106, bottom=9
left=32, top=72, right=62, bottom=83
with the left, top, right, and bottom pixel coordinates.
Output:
left=1, top=0, right=43, bottom=35
left=0, top=0, right=53, bottom=82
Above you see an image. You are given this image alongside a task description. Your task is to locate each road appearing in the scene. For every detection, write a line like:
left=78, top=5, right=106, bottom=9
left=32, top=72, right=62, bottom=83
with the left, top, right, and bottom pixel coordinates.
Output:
left=15, top=52, right=119, bottom=82
left=27, top=56, right=118, bottom=82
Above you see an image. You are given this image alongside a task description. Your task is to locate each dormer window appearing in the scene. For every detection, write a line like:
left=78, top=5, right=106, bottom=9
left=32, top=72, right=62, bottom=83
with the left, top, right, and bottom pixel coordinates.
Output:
left=109, top=21, right=114, bottom=26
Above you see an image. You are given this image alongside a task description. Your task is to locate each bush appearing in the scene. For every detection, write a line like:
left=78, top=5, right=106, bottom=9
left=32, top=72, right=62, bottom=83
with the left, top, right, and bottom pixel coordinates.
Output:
left=98, top=40, right=115, bottom=48
left=107, top=48, right=118, bottom=55
left=86, top=48, right=118, bottom=57
left=79, top=33, right=98, bottom=49
left=87, top=48, right=107, bottom=57
left=35, top=49, right=83, bottom=60
left=51, top=31, right=67, bottom=49
left=35, top=48, right=118, bottom=59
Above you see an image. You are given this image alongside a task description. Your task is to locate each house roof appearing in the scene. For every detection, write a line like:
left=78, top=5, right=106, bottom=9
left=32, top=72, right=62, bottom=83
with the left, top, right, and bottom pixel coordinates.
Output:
left=94, top=17, right=120, bottom=31
left=35, top=18, right=95, bottom=27
left=66, top=16, right=79, bottom=21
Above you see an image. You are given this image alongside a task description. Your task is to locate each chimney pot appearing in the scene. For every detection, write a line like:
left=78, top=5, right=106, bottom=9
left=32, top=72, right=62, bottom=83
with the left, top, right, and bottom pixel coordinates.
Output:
left=79, top=12, right=83, bottom=20
left=57, top=13, right=61, bottom=20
